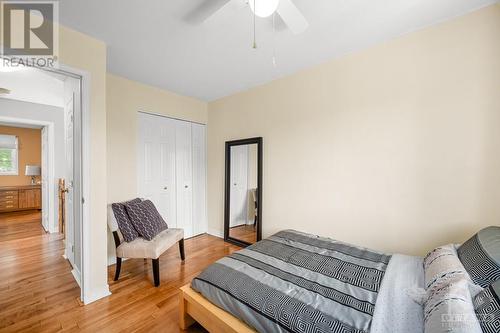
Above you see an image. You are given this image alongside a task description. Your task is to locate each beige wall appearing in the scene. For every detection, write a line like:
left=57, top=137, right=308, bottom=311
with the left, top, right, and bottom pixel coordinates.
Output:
left=208, top=4, right=500, bottom=255
left=106, top=74, right=207, bottom=262
left=106, top=74, right=207, bottom=204
left=0, top=125, right=41, bottom=186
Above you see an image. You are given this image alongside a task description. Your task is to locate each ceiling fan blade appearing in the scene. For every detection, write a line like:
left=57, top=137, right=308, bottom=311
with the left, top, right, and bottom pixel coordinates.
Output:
left=276, top=0, right=309, bottom=34
left=184, top=0, right=232, bottom=24
left=267, top=13, right=287, bottom=32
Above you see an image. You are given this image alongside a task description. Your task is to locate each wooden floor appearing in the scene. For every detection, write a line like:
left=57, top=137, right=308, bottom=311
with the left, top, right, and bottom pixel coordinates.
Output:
left=229, top=224, right=257, bottom=244
left=0, top=210, right=45, bottom=241
left=0, top=211, right=241, bottom=332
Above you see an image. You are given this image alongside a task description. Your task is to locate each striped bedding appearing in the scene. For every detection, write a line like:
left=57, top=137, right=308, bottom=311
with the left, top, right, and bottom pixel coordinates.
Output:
left=191, top=230, right=394, bottom=333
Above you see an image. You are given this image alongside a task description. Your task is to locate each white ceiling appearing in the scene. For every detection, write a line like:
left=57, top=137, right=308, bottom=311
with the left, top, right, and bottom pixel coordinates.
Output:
left=59, top=0, right=497, bottom=101
left=0, top=67, right=65, bottom=107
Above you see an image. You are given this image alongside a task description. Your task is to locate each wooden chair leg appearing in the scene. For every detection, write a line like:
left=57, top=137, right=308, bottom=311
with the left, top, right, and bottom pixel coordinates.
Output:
left=114, top=257, right=122, bottom=281
left=179, top=239, right=185, bottom=261
left=152, top=258, right=160, bottom=287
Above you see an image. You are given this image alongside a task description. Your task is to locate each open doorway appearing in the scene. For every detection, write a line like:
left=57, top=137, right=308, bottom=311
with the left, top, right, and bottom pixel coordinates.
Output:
left=0, top=61, right=86, bottom=299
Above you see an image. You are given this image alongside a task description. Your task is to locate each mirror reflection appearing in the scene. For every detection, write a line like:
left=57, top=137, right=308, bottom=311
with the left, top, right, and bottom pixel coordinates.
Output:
left=229, top=143, right=258, bottom=243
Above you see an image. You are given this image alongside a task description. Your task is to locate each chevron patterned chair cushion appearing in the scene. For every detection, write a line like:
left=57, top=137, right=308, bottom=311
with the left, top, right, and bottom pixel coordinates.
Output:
left=125, top=199, right=168, bottom=241
left=473, top=280, right=500, bottom=333
left=110, top=198, right=142, bottom=242
left=457, top=226, right=500, bottom=288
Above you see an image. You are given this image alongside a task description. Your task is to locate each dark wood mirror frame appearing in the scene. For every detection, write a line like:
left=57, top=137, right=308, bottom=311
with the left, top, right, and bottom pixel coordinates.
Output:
left=224, top=137, right=263, bottom=247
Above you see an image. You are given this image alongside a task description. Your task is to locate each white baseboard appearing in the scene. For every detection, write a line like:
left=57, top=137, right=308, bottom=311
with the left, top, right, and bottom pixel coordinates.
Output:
left=108, top=256, right=129, bottom=266
left=71, top=267, right=81, bottom=287
left=208, top=228, right=223, bottom=238
left=108, top=255, right=116, bottom=266
left=83, top=285, right=111, bottom=305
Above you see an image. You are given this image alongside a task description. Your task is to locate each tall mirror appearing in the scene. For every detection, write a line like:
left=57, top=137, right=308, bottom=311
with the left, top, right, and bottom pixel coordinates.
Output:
left=224, top=137, right=262, bottom=247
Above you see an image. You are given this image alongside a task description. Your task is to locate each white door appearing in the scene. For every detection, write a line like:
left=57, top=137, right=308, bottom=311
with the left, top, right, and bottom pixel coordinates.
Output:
left=191, top=123, right=207, bottom=236
left=137, top=113, right=177, bottom=227
left=175, top=121, right=193, bottom=237
left=64, top=95, right=75, bottom=265
left=230, top=145, right=248, bottom=227
left=137, top=113, right=207, bottom=239
left=41, top=126, right=49, bottom=231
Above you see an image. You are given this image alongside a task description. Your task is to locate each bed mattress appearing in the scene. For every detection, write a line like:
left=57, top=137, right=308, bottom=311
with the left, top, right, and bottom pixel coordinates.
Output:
left=192, top=230, right=424, bottom=333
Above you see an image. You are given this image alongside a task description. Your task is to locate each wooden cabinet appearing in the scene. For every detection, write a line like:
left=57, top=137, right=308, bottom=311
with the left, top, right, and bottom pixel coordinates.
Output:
left=0, top=190, right=18, bottom=211
left=19, top=188, right=41, bottom=209
left=0, top=186, right=41, bottom=212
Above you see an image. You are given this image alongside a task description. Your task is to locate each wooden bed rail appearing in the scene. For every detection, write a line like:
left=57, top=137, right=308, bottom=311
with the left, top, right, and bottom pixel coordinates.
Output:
left=179, top=284, right=256, bottom=333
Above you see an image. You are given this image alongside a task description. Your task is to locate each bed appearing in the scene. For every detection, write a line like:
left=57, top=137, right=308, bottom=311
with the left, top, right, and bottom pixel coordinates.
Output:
left=180, top=230, right=425, bottom=333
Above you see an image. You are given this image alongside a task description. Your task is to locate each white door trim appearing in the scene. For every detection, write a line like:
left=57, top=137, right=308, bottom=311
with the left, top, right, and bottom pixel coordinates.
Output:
left=54, top=62, right=111, bottom=304
left=41, top=125, right=54, bottom=232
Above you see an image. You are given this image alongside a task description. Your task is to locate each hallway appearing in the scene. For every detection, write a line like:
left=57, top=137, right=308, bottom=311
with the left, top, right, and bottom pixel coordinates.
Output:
left=0, top=211, right=79, bottom=331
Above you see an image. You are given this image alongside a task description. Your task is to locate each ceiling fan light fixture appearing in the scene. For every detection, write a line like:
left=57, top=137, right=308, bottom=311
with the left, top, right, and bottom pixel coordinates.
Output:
left=249, top=0, right=280, bottom=18
left=0, top=88, right=11, bottom=95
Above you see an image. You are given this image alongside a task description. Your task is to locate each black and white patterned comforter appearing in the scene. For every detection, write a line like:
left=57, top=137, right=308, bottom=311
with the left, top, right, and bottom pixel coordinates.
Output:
left=191, top=230, right=396, bottom=333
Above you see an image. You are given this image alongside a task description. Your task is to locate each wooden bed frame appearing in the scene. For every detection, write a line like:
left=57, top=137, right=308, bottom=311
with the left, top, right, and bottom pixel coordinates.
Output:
left=179, top=284, right=256, bottom=333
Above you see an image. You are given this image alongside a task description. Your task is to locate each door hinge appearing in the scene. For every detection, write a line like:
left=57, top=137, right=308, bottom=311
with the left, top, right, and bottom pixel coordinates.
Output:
left=82, top=197, right=85, bottom=204
left=71, top=245, right=74, bottom=253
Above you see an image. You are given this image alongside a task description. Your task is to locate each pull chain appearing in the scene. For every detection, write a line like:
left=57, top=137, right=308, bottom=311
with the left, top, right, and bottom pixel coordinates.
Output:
left=253, top=0, right=257, bottom=49
left=272, top=12, right=276, bottom=67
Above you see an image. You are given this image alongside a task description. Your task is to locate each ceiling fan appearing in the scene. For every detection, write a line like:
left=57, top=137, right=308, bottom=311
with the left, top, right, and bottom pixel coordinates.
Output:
left=186, top=0, right=309, bottom=34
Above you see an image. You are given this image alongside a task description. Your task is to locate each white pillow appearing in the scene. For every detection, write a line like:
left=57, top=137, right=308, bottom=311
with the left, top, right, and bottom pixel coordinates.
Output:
left=423, top=244, right=476, bottom=295
left=424, top=279, right=482, bottom=333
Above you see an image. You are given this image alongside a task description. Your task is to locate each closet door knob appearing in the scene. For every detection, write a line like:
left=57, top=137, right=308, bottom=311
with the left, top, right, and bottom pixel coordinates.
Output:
left=163, top=186, right=168, bottom=190
left=184, top=185, right=189, bottom=188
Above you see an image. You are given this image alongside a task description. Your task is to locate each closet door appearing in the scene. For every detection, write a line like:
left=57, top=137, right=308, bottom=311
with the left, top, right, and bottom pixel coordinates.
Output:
left=157, top=117, right=177, bottom=227
left=191, top=123, right=207, bottom=236
left=138, top=113, right=159, bottom=204
left=138, top=113, right=177, bottom=227
left=175, top=121, right=193, bottom=238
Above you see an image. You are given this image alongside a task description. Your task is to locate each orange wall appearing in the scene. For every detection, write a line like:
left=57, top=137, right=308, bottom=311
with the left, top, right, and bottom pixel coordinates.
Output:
left=0, top=125, right=41, bottom=186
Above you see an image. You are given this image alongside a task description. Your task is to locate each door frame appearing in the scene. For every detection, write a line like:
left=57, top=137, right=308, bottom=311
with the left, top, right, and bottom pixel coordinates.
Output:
left=0, top=59, right=97, bottom=304
left=41, top=126, right=50, bottom=232
left=50, top=63, right=99, bottom=304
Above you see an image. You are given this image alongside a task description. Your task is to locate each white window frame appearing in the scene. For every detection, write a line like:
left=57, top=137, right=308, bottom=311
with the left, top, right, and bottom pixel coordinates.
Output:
left=0, top=135, right=19, bottom=175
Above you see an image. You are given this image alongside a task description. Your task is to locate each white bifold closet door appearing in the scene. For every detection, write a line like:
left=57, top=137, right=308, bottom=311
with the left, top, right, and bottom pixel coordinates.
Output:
left=175, top=121, right=193, bottom=237
left=138, top=112, right=206, bottom=239
left=191, top=123, right=207, bottom=236
left=137, top=114, right=177, bottom=227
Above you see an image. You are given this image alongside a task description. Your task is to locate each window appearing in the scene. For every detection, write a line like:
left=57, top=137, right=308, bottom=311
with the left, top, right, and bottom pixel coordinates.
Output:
left=0, top=135, right=18, bottom=175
